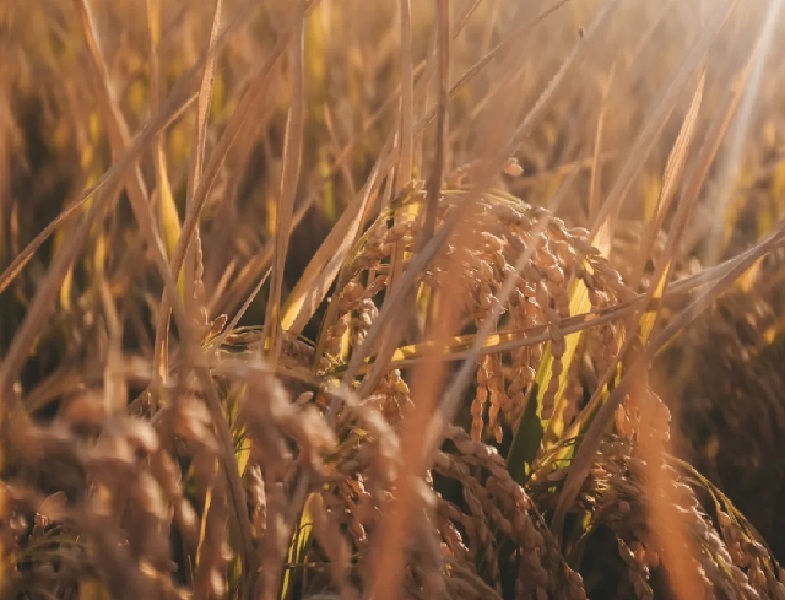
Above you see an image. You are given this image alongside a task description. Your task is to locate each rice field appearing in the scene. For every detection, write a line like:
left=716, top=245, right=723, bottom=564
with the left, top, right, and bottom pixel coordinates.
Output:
left=1, top=1, right=785, bottom=598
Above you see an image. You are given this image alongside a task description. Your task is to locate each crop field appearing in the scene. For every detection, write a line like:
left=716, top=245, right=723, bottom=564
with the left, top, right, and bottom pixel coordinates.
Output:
left=1, top=1, right=785, bottom=599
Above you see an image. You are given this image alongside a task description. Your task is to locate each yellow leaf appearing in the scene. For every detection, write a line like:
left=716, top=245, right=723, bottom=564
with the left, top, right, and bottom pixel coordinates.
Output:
left=540, top=275, right=592, bottom=445
left=78, top=579, right=111, bottom=600
left=156, top=144, right=184, bottom=300
left=281, top=494, right=319, bottom=599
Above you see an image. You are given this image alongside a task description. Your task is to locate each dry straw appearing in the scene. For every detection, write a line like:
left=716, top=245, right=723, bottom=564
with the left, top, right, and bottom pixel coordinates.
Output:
left=2, top=1, right=785, bottom=599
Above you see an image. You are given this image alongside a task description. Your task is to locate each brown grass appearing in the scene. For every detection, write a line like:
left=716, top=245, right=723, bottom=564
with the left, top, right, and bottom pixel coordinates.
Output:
left=2, top=1, right=785, bottom=599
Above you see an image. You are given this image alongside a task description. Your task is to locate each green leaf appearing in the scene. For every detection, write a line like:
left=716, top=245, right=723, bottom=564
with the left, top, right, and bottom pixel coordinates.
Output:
left=506, top=382, right=543, bottom=484
left=541, top=277, right=592, bottom=444
left=281, top=494, right=318, bottom=600
left=506, top=270, right=592, bottom=482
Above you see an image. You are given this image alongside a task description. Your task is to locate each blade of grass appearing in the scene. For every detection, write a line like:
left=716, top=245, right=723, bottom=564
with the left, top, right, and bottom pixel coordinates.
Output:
left=551, top=0, right=740, bottom=541
left=399, top=0, right=414, bottom=188
left=638, top=74, right=706, bottom=341
left=146, top=0, right=180, bottom=266
left=146, top=0, right=180, bottom=392
left=587, top=63, right=615, bottom=222
left=71, top=2, right=258, bottom=589
left=537, top=276, right=592, bottom=443
left=553, top=217, right=785, bottom=541
left=280, top=495, right=317, bottom=600
left=183, top=0, right=223, bottom=323
left=545, top=72, right=705, bottom=472
left=280, top=149, right=384, bottom=336
left=552, top=62, right=766, bottom=553
left=384, top=0, right=416, bottom=298
left=263, top=0, right=306, bottom=363
left=365, top=3, right=452, bottom=597
left=0, top=88, right=196, bottom=298
left=0, top=0, right=261, bottom=297
left=0, top=95, right=195, bottom=401
left=588, top=0, right=737, bottom=242
left=154, top=0, right=322, bottom=377
left=559, top=28, right=758, bottom=456
left=417, top=0, right=448, bottom=251
left=494, top=174, right=588, bottom=479
left=213, top=196, right=313, bottom=320
left=0, top=179, right=118, bottom=410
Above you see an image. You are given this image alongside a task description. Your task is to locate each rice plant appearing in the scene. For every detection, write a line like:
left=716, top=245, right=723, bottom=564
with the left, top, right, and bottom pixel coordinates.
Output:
left=2, top=1, right=785, bottom=599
